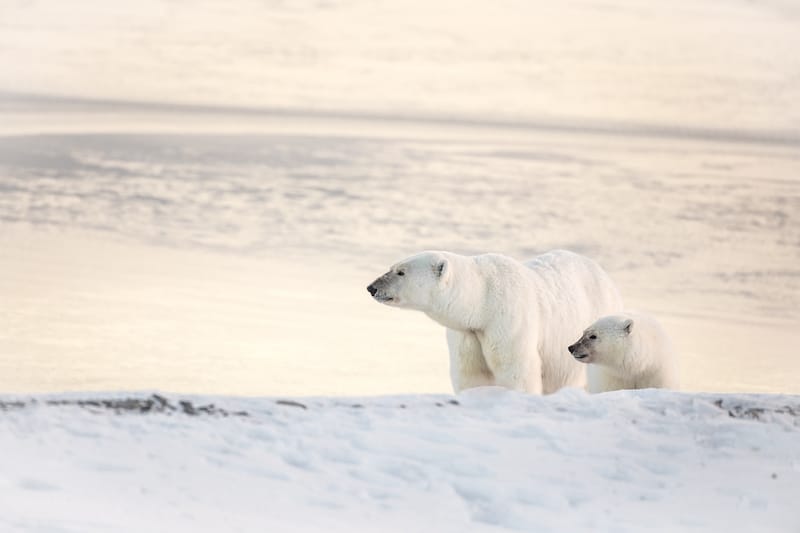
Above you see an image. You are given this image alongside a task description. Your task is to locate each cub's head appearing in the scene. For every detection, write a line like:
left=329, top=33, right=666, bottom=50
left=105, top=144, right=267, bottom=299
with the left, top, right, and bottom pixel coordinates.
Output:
left=568, top=315, right=633, bottom=365
left=366, top=251, right=451, bottom=311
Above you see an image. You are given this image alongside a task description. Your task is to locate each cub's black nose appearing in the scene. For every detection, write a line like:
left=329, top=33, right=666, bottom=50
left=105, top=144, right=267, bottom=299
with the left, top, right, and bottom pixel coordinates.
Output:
left=367, top=284, right=377, bottom=296
left=567, top=344, right=576, bottom=354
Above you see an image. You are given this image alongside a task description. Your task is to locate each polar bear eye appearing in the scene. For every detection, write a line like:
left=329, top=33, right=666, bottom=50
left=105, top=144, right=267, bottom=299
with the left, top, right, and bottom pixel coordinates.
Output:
left=397, top=270, right=405, bottom=276
left=589, top=334, right=597, bottom=340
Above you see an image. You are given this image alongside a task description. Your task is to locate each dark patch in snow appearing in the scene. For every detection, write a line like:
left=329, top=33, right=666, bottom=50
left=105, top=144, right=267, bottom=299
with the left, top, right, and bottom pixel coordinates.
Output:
left=712, top=399, right=800, bottom=421
left=0, top=400, right=25, bottom=411
left=0, top=394, right=249, bottom=417
left=1, top=395, right=462, bottom=415
left=276, top=399, right=308, bottom=410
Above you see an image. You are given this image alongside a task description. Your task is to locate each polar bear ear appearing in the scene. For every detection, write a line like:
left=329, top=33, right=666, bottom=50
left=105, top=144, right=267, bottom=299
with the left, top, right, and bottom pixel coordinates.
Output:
left=435, top=258, right=449, bottom=281
left=622, top=318, right=634, bottom=335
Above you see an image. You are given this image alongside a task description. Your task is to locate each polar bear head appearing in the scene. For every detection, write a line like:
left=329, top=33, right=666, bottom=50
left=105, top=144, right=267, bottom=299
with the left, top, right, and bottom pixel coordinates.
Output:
left=568, top=315, right=633, bottom=365
left=367, top=251, right=451, bottom=311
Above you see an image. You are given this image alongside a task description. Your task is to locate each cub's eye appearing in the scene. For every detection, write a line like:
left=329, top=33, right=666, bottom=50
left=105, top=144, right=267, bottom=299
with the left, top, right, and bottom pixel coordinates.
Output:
left=589, top=335, right=597, bottom=340
left=397, top=270, right=405, bottom=276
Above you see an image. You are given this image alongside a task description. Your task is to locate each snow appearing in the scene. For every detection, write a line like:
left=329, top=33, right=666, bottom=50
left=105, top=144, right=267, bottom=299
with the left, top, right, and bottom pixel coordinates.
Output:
left=1, top=388, right=799, bottom=532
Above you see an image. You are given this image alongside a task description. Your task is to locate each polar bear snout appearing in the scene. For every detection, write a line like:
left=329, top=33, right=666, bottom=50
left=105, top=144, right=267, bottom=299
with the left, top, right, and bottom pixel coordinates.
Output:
left=568, top=341, right=592, bottom=362
left=366, top=281, right=390, bottom=301
left=367, top=274, right=397, bottom=304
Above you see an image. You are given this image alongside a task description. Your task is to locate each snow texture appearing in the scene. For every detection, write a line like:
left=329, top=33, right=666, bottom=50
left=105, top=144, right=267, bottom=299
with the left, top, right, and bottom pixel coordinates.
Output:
left=1, top=388, right=798, bottom=532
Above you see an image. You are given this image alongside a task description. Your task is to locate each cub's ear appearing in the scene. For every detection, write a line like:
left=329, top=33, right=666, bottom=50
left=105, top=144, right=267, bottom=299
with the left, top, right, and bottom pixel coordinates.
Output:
left=435, top=258, right=449, bottom=280
left=622, top=318, right=634, bottom=335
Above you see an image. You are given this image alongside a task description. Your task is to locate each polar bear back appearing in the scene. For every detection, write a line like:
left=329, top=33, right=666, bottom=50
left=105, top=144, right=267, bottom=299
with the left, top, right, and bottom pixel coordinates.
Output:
left=518, top=250, right=624, bottom=392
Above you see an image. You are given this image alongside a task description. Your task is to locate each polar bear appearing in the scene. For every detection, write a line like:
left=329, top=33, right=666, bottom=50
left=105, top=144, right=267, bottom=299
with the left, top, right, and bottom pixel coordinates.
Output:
left=568, top=312, right=679, bottom=392
left=367, top=250, right=623, bottom=394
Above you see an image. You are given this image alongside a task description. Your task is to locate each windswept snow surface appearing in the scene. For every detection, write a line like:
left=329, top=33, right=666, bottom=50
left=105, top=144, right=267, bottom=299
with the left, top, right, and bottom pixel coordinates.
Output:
left=1, top=388, right=799, bottom=532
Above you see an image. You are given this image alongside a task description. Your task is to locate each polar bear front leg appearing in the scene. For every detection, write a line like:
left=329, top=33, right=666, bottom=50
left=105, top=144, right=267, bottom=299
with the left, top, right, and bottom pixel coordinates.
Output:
left=446, top=328, right=494, bottom=392
left=480, top=332, right=543, bottom=394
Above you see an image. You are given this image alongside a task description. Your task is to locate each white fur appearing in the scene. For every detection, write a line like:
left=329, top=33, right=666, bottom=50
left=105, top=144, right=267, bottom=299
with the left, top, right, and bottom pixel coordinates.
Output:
left=577, top=312, right=680, bottom=392
left=367, top=250, right=623, bottom=394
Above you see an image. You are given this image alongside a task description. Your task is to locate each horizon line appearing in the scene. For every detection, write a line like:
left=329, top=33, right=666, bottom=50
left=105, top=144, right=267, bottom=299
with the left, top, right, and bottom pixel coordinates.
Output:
left=2, top=90, right=799, bottom=148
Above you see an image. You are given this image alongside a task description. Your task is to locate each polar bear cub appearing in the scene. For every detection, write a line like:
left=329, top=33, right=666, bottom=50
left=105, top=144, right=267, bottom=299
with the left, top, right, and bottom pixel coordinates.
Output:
left=367, top=250, right=623, bottom=394
left=568, top=311, right=679, bottom=392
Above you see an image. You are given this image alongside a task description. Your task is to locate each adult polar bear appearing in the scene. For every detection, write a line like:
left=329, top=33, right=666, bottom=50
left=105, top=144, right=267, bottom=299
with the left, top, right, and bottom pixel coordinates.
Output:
left=367, top=250, right=623, bottom=394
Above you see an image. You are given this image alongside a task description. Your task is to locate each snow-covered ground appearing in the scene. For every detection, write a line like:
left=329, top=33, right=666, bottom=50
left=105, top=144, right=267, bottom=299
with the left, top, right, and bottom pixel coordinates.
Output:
left=1, top=389, right=799, bottom=532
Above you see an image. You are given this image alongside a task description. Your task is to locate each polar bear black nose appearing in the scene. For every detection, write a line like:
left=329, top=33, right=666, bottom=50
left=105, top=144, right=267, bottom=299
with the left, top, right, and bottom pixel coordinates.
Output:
left=367, top=284, right=377, bottom=296
left=567, top=344, right=576, bottom=354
